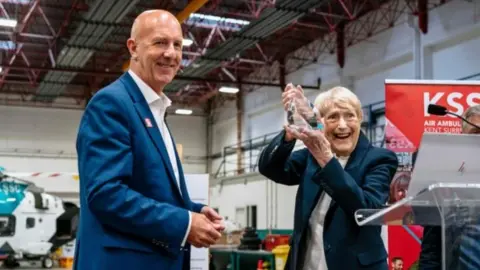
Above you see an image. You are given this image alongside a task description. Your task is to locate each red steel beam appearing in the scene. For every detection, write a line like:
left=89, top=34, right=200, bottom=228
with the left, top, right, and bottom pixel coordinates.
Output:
left=1, top=64, right=120, bottom=77
left=418, top=0, right=428, bottom=34
left=336, top=21, right=345, bottom=68
left=31, top=0, right=82, bottom=84
left=337, top=0, right=355, bottom=20
left=1, top=79, right=86, bottom=87
left=1, top=88, right=85, bottom=98
left=0, top=98, right=85, bottom=110
left=0, top=0, right=40, bottom=88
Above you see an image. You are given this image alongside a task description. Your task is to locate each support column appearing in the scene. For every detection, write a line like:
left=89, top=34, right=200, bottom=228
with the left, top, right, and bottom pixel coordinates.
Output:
left=418, top=0, right=428, bottom=34
left=410, top=0, right=428, bottom=79
left=336, top=67, right=355, bottom=91
left=335, top=21, right=353, bottom=92
left=205, top=99, right=214, bottom=174
left=409, top=15, right=424, bottom=79
left=279, top=57, right=286, bottom=92
left=336, top=22, right=345, bottom=69
left=414, top=21, right=422, bottom=79
left=236, top=83, right=244, bottom=175
left=423, top=46, right=433, bottom=79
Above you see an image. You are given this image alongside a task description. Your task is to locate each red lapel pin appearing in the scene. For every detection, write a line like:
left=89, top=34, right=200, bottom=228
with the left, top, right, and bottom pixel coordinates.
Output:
left=144, top=118, right=153, bottom=128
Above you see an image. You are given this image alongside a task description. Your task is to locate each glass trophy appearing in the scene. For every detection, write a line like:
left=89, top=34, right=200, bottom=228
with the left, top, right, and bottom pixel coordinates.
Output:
left=287, top=97, right=323, bottom=131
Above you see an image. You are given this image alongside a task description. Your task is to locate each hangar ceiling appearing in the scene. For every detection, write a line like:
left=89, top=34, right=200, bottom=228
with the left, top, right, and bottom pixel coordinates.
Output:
left=0, top=0, right=450, bottom=110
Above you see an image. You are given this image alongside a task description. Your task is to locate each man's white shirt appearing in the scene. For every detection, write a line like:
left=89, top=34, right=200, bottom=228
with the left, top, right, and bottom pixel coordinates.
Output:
left=128, top=70, right=191, bottom=247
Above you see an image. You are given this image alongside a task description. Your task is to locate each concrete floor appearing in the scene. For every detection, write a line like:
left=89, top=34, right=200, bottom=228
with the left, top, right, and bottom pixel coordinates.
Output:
left=0, top=261, right=65, bottom=269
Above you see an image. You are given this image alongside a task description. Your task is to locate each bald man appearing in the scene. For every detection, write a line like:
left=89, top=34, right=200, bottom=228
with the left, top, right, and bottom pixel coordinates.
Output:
left=74, top=10, right=224, bottom=270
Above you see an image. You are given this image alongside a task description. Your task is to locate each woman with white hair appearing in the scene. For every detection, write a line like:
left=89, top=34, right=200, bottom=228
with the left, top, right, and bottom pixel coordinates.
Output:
left=258, top=84, right=399, bottom=270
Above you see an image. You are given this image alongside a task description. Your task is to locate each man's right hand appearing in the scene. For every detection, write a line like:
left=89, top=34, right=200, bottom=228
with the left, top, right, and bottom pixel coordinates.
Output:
left=187, top=212, right=222, bottom=248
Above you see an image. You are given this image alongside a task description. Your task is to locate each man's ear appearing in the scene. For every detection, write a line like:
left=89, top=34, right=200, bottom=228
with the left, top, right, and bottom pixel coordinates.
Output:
left=126, top=38, right=137, bottom=60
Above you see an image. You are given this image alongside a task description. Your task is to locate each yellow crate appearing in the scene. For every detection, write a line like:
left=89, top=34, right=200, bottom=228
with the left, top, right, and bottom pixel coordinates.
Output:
left=272, top=245, right=290, bottom=270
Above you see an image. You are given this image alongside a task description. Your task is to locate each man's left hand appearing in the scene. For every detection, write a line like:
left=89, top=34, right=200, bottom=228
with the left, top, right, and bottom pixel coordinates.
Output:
left=201, top=206, right=225, bottom=232
left=297, top=127, right=334, bottom=167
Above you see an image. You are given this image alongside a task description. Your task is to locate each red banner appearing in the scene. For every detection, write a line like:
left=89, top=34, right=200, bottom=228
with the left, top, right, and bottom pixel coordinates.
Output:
left=385, top=79, right=480, bottom=269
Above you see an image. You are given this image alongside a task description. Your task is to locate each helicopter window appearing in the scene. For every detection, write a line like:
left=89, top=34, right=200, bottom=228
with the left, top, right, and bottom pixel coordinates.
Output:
left=33, top=192, right=48, bottom=210
left=26, top=217, right=35, bottom=229
left=0, top=217, right=8, bottom=228
left=0, top=215, right=15, bottom=236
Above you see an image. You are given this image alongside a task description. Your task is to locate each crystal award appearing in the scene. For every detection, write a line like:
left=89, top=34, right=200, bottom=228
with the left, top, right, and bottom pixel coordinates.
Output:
left=287, top=97, right=323, bottom=131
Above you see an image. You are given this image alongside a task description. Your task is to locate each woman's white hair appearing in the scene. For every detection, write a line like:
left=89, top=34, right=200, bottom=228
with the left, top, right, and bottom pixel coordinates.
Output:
left=313, top=86, right=363, bottom=119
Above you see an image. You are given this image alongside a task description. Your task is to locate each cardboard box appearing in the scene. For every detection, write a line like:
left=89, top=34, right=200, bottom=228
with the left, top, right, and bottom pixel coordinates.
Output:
left=216, top=230, right=243, bottom=245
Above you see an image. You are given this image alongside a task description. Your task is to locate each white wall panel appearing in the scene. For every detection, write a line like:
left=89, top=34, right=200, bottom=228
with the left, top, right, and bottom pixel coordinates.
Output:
left=431, top=34, right=480, bottom=79
left=244, top=86, right=282, bottom=112
left=0, top=156, right=77, bottom=172
left=209, top=178, right=298, bottom=230
left=354, top=61, right=414, bottom=105
left=167, top=114, right=208, bottom=173
left=247, top=106, right=285, bottom=139
left=0, top=105, right=208, bottom=192
left=0, top=106, right=81, bottom=173
left=212, top=117, right=237, bottom=154
left=274, top=183, right=298, bottom=229
left=0, top=106, right=81, bottom=152
left=210, top=181, right=268, bottom=228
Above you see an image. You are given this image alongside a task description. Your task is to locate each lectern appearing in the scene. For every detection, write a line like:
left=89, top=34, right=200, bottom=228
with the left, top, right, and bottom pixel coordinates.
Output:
left=355, top=133, right=480, bottom=270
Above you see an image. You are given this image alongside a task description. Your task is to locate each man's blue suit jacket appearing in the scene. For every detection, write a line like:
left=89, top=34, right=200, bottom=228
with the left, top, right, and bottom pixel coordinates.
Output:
left=258, top=131, right=398, bottom=270
left=73, top=72, right=204, bottom=270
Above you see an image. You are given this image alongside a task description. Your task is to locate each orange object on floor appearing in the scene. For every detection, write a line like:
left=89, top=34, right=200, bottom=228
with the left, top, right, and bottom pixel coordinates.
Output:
left=59, top=257, right=74, bottom=268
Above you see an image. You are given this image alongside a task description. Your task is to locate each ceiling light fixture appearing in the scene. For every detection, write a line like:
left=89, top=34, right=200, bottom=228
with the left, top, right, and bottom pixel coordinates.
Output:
left=0, top=18, right=17, bottom=28
left=183, top=38, right=193, bottom=47
left=185, top=13, right=250, bottom=31
left=219, top=86, right=239, bottom=94
left=6, top=0, right=31, bottom=4
left=189, top=13, right=250, bottom=25
left=175, top=109, right=193, bottom=115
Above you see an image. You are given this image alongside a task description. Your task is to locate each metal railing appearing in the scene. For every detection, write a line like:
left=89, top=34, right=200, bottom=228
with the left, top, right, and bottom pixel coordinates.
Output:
left=213, top=131, right=279, bottom=178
